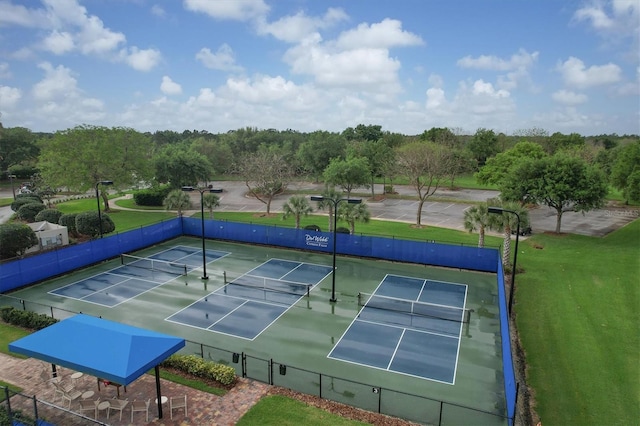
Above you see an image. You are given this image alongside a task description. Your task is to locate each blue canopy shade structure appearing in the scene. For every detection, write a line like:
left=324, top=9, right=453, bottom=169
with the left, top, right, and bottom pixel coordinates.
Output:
left=9, top=314, right=185, bottom=418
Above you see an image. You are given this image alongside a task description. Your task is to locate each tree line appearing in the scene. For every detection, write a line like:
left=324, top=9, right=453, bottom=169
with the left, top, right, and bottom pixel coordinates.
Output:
left=1, top=124, right=638, bottom=238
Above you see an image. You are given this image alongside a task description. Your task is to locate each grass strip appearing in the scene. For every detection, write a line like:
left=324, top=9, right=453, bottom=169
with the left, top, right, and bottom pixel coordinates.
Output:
left=515, top=220, right=639, bottom=425
left=236, top=395, right=369, bottom=426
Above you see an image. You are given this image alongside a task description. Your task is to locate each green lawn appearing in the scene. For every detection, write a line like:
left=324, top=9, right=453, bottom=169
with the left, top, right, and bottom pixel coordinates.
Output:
left=515, top=219, right=639, bottom=425
left=0, top=322, right=30, bottom=358
left=237, top=395, right=369, bottom=426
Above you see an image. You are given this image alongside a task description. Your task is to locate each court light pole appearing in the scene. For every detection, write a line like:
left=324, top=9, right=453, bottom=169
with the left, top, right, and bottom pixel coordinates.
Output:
left=8, top=174, right=17, bottom=200
left=182, top=186, right=223, bottom=280
left=310, top=195, right=362, bottom=303
left=95, top=180, right=113, bottom=238
left=488, top=206, right=520, bottom=316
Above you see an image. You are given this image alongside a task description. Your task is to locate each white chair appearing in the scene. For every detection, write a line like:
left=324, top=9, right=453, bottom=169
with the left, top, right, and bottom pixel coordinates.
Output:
left=61, top=388, right=82, bottom=409
left=169, top=395, right=187, bottom=419
left=77, top=398, right=100, bottom=419
left=108, top=398, right=129, bottom=420
left=130, top=399, right=151, bottom=422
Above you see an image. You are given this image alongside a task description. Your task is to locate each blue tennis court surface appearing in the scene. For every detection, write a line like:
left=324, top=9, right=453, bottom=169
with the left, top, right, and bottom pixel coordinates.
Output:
left=166, top=259, right=332, bottom=340
left=328, top=274, right=468, bottom=384
left=49, top=246, right=229, bottom=307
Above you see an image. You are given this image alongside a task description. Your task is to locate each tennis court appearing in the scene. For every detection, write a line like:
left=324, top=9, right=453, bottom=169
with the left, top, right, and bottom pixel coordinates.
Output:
left=5, top=236, right=507, bottom=425
left=329, top=275, right=467, bottom=384
left=48, top=246, right=229, bottom=307
left=167, top=258, right=332, bottom=339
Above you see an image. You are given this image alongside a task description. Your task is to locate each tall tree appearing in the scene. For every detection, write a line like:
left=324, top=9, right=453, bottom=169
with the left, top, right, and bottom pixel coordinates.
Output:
left=163, top=190, right=192, bottom=217
left=395, top=142, right=450, bottom=226
left=488, top=200, right=530, bottom=267
left=296, top=131, right=346, bottom=182
left=610, top=141, right=640, bottom=204
left=282, top=195, right=313, bottom=229
left=338, top=202, right=371, bottom=234
left=475, top=141, right=548, bottom=190
left=467, top=128, right=499, bottom=168
left=155, top=143, right=212, bottom=189
left=237, top=150, right=293, bottom=215
left=463, top=203, right=494, bottom=248
left=322, top=156, right=370, bottom=198
left=504, top=154, right=608, bottom=233
left=348, top=139, right=394, bottom=198
left=38, top=125, right=153, bottom=212
left=314, top=186, right=341, bottom=231
left=0, top=127, right=40, bottom=176
left=202, top=193, right=221, bottom=219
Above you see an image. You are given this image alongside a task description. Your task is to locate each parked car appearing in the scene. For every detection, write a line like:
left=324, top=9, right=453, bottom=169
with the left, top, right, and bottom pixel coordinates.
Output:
left=512, top=226, right=532, bottom=236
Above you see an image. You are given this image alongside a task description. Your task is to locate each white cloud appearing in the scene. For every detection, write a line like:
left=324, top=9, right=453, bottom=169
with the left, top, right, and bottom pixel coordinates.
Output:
left=0, top=1, right=48, bottom=27
left=284, top=37, right=402, bottom=94
left=0, top=85, right=22, bottom=108
left=457, top=49, right=538, bottom=71
left=160, top=76, right=182, bottom=95
left=552, top=89, right=588, bottom=105
left=121, top=47, right=162, bottom=71
left=183, top=0, right=269, bottom=21
left=471, top=80, right=510, bottom=98
left=336, top=18, right=424, bottom=49
left=196, top=45, right=244, bottom=72
left=42, top=30, right=75, bottom=55
left=27, top=61, right=105, bottom=127
left=32, top=62, right=78, bottom=101
left=426, top=87, right=446, bottom=109
left=256, top=8, right=348, bottom=43
left=0, top=62, right=11, bottom=79
left=573, top=0, right=639, bottom=36
left=151, top=4, right=166, bottom=18
left=557, top=56, right=622, bottom=88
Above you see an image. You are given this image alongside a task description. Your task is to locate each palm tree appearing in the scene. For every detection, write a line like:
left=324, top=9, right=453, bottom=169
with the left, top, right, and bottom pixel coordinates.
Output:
left=339, top=202, right=371, bottom=234
left=315, top=186, right=341, bottom=231
left=282, top=195, right=313, bottom=229
left=163, top=190, right=192, bottom=217
left=463, top=203, right=492, bottom=248
left=202, top=193, right=220, bottom=219
left=489, top=200, right=529, bottom=267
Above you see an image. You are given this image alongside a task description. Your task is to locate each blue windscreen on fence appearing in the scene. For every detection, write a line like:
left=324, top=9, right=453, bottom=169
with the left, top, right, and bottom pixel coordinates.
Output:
left=497, top=260, right=517, bottom=425
left=0, top=219, right=182, bottom=292
left=0, top=216, right=511, bottom=422
left=183, top=218, right=499, bottom=273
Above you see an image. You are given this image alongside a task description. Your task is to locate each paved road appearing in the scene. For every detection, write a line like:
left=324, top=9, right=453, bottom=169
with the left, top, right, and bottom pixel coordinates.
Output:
left=1, top=182, right=637, bottom=237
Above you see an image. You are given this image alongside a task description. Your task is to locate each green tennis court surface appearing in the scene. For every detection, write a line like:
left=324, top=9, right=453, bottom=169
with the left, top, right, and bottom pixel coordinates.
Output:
left=8, top=236, right=506, bottom=424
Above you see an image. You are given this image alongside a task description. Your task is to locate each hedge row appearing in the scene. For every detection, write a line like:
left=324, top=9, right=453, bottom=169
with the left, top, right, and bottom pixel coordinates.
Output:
left=161, top=354, right=236, bottom=387
left=0, top=306, right=59, bottom=330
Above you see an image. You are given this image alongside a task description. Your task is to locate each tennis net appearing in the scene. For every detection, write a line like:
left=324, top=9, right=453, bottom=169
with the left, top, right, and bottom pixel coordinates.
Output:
left=225, top=273, right=311, bottom=297
left=357, top=292, right=471, bottom=323
left=120, top=254, right=188, bottom=276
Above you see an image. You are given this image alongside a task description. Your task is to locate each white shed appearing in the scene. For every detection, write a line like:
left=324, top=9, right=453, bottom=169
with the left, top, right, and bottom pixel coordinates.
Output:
left=26, top=221, right=69, bottom=253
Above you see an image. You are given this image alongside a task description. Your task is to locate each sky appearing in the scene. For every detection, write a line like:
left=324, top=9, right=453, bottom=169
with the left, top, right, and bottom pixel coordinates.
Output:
left=0, top=0, right=639, bottom=136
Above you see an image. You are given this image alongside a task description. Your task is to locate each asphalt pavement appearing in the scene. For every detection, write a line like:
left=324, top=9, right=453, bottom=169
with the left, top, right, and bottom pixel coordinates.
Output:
left=1, top=182, right=637, bottom=237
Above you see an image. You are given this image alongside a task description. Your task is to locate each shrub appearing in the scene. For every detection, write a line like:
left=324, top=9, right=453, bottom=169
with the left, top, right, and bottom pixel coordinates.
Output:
left=336, top=227, right=350, bottom=234
left=16, top=192, right=43, bottom=203
left=58, top=213, right=78, bottom=234
left=161, top=354, right=236, bottom=386
left=0, top=224, right=38, bottom=259
left=76, top=211, right=115, bottom=237
left=35, top=208, right=63, bottom=224
left=10, top=197, right=42, bottom=212
left=304, top=224, right=321, bottom=231
left=0, top=306, right=58, bottom=330
left=16, top=203, right=46, bottom=222
left=133, top=186, right=172, bottom=206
